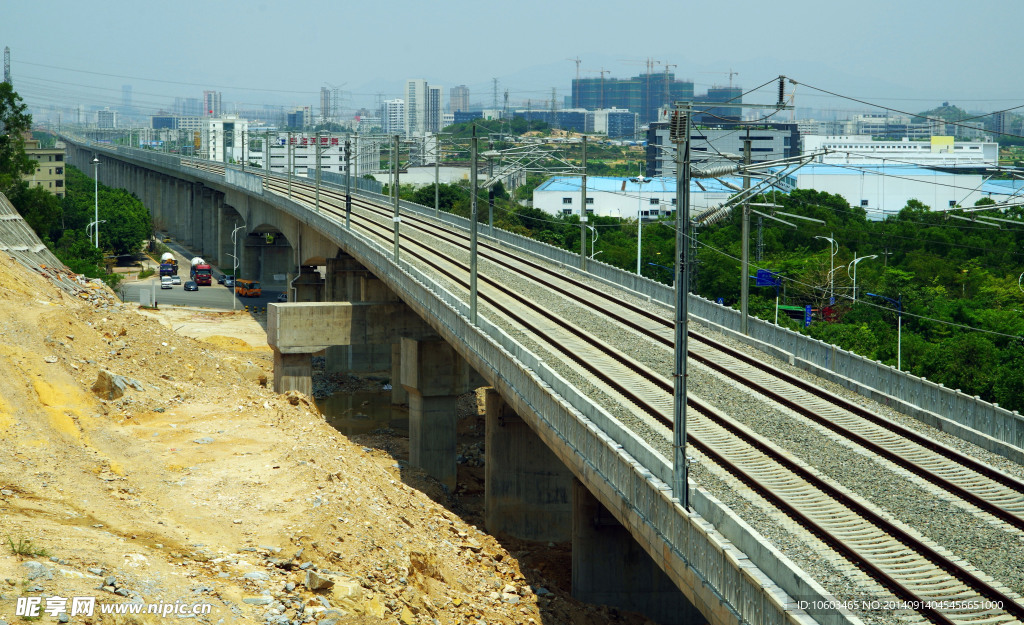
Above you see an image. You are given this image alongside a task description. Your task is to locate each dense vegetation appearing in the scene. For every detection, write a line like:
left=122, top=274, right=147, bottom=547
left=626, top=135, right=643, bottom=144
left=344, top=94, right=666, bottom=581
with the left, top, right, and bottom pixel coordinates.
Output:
left=11, top=165, right=152, bottom=287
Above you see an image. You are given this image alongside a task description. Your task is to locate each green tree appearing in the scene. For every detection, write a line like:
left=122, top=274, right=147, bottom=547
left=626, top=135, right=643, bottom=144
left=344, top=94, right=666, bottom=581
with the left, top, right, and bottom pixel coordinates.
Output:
left=8, top=182, right=61, bottom=241
left=0, top=82, right=35, bottom=193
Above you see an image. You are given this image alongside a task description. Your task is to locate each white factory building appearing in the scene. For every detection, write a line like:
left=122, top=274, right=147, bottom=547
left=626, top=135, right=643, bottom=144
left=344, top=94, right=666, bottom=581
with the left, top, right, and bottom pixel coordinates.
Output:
left=774, top=164, right=1018, bottom=219
left=532, top=176, right=752, bottom=219
left=803, top=135, right=998, bottom=168
left=533, top=167, right=1024, bottom=223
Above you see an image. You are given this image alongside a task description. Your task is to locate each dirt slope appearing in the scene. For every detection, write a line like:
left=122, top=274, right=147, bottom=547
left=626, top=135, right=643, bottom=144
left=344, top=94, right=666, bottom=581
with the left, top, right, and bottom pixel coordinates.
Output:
left=0, top=253, right=652, bottom=625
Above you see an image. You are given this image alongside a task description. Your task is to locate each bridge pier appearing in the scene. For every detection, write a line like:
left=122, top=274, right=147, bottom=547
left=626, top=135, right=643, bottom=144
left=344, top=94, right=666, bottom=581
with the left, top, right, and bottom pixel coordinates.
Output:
left=483, top=389, right=572, bottom=542
left=290, top=265, right=325, bottom=302
left=324, top=256, right=393, bottom=374
left=400, top=337, right=483, bottom=491
left=572, top=480, right=705, bottom=625
left=273, top=351, right=313, bottom=396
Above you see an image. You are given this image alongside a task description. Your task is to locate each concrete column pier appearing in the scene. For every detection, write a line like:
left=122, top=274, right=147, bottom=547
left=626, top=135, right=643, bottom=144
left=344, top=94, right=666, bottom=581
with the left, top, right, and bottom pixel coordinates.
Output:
left=572, top=480, right=702, bottom=625
left=273, top=351, right=313, bottom=396
left=390, top=342, right=408, bottom=404
left=292, top=265, right=325, bottom=302
left=325, top=256, right=395, bottom=375
left=400, top=337, right=483, bottom=490
left=484, top=389, right=572, bottom=542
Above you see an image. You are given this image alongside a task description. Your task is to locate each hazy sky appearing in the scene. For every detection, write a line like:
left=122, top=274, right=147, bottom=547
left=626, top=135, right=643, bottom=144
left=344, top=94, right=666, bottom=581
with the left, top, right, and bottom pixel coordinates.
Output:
left=6, top=0, right=1023, bottom=120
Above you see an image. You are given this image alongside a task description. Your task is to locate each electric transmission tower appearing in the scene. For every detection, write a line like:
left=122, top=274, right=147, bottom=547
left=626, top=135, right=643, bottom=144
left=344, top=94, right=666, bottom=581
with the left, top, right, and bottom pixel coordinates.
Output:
left=3, top=47, right=10, bottom=84
left=550, top=88, right=559, bottom=132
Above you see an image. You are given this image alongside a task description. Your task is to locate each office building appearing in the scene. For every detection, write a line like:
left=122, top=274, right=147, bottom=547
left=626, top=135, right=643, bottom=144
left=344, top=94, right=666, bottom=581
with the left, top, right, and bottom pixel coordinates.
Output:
left=450, top=85, right=470, bottom=112
left=97, top=108, right=117, bottom=129
left=405, top=79, right=443, bottom=137
left=593, top=108, right=639, bottom=139
left=22, top=136, right=66, bottom=198
left=572, top=72, right=695, bottom=125
left=646, top=122, right=800, bottom=176
left=203, top=90, right=222, bottom=117
left=382, top=99, right=405, bottom=135
left=513, top=109, right=592, bottom=133
left=265, top=133, right=381, bottom=177
left=320, top=87, right=331, bottom=124
left=287, top=107, right=311, bottom=129
left=202, top=115, right=249, bottom=162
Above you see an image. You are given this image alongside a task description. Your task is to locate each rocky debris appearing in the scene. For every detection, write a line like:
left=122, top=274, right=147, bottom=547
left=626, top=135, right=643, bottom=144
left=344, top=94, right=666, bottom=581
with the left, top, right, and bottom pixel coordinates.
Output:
left=0, top=250, right=654, bottom=625
left=90, top=369, right=144, bottom=400
left=21, top=561, right=54, bottom=581
left=457, top=441, right=486, bottom=467
left=303, top=570, right=333, bottom=591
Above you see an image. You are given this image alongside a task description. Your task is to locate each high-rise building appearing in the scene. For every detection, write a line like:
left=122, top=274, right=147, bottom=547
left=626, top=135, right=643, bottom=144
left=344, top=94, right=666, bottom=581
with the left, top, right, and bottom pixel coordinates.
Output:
left=404, top=79, right=443, bottom=137
left=427, top=85, right=443, bottom=133
left=320, top=87, right=331, bottom=124
left=572, top=72, right=695, bottom=125
left=203, top=90, right=222, bottom=117
left=450, top=85, right=470, bottom=112
left=382, top=99, right=405, bottom=135
left=286, top=107, right=311, bottom=129
left=97, top=108, right=117, bottom=129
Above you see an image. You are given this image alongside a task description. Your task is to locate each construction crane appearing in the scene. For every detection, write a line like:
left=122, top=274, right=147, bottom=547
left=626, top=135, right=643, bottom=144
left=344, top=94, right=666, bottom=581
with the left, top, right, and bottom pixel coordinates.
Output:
left=584, top=68, right=611, bottom=109
left=567, top=57, right=582, bottom=107
left=619, top=58, right=664, bottom=123
left=700, top=69, right=739, bottom=89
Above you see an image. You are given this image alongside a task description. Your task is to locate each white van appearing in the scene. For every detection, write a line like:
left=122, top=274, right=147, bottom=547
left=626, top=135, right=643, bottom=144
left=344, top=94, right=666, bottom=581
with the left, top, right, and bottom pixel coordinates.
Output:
left=160, top=276, right=173, bottom=289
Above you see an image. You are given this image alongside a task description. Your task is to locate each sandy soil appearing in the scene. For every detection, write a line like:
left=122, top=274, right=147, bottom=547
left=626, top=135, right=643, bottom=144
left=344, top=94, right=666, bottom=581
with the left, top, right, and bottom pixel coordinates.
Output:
left=0, top=253, right=654, bottom=625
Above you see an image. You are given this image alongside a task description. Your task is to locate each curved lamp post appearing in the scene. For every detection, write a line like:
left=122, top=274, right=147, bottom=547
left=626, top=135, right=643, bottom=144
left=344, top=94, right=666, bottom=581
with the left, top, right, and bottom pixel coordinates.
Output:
left=91, top=156, right=100, bottom=247
left=815, top=234, right=839, bottom=302
left=867, top=292, right=903, bottom=370
left=847, top=253, right=877, bottom=301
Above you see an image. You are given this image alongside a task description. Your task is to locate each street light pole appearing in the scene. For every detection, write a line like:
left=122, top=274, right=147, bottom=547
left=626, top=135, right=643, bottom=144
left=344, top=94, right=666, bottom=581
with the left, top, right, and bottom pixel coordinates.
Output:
left=230, top=222, right=245, bottom=312
left=867, top=292, right=902, bottom=369
left=91, top=156, right=100, bottom=248
left=580, top=135, right=588, bottom=271
left=815, top=233, right=838, bottom=302
left=632, top=174, right=650, bottom=275
left=848, top=253, right=877, bottom=302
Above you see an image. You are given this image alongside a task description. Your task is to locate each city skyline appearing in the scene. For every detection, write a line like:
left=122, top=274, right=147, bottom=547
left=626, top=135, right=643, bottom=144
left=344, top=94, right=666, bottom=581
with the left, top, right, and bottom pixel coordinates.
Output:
left=6, top=0, right=1024, bottom=124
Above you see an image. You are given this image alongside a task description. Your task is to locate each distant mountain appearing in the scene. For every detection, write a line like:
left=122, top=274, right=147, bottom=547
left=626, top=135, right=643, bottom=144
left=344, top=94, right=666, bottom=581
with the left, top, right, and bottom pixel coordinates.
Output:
left=914, top=103, right=971, bottom=124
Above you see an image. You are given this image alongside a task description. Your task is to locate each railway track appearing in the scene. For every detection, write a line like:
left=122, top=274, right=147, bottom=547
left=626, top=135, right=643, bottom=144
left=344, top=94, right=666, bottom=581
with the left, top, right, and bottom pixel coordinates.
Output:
left=188, top=161, right=1024, bottom=622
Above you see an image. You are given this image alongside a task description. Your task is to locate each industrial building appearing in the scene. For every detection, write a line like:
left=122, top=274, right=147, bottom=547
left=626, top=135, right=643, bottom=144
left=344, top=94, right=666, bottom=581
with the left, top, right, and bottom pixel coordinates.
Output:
left=774, top=164, right=997, bottom=218
left=802, top=135, right=998, bottom=168
left=532, top=175, right=751, bottom=219
left=646, top=122, right=801, bottom=177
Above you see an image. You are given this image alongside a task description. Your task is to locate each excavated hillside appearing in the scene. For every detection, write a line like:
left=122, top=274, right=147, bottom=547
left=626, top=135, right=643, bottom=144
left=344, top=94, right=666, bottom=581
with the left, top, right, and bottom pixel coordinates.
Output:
left=0, top=252, right=655, bottom=625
